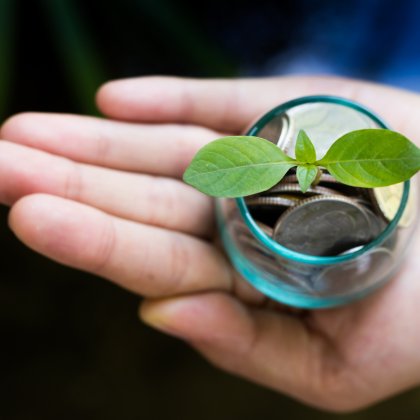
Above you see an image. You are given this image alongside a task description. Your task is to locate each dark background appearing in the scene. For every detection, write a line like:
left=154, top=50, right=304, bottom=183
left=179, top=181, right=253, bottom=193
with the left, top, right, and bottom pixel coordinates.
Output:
left=1, top=1, right=420, bottom=419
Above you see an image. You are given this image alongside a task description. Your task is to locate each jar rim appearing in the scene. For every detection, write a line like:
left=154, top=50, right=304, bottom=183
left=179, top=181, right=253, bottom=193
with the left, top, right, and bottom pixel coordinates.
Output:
left=235, top=95, right=410, bottom=266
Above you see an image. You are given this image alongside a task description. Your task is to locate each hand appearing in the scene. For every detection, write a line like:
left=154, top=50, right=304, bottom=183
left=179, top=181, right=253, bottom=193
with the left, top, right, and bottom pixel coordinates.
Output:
left=1, top=76, right=419, bottom=412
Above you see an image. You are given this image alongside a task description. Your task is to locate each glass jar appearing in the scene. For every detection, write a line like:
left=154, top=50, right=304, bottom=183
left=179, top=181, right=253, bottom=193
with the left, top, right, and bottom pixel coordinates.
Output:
left=216, top=96, right=418, bottom=308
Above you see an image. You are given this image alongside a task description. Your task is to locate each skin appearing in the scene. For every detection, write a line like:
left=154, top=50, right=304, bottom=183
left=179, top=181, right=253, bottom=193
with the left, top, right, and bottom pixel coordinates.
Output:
left=0, top=76, right=419, bottom=412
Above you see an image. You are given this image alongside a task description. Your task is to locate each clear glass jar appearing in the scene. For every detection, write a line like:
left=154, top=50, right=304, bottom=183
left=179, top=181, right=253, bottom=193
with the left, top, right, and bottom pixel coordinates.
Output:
left=216, top=96, right=418, bottom=308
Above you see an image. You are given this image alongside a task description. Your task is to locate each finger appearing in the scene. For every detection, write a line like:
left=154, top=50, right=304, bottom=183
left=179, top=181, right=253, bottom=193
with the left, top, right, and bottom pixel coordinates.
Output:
left=0, top=142, right=213, bottom=237
left=9, top=194, right=233, bottom=297
left=97, top=75, right=420, bottom=141
left=0, top=112, right=218, bottom=178
left=140, top=292, right=349, bottom=411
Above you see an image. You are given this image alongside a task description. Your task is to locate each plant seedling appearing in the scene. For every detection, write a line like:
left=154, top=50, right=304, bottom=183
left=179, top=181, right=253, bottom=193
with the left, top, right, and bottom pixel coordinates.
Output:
left=183, top=129, right=420, bottom=198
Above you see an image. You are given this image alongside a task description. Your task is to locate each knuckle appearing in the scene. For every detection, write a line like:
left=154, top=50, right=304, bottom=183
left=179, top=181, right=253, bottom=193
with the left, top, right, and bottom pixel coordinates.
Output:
left=171, top=126, right=217, bottom=176
left=64, top=161, right=84, bottom=201
left=91, top=218, right=117, bottom=274
left=137, top=233, right=191, bottom=297
left=219, top=82, right=241, bottom=131
left=161, top=235, right=190, bottom=295
left=94, top=126, right=112, bottom=163
left=144, top=177, right=181, bottom=228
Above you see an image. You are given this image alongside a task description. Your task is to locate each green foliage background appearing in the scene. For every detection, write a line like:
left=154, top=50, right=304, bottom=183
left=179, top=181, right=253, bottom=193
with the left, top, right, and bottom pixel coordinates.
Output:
left=0, top=1, right=419, bottom=419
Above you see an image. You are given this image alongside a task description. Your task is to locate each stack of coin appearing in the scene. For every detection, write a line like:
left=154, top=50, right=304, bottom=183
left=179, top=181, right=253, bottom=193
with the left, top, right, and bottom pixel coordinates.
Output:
left=244, top=171, right=391, bottom=256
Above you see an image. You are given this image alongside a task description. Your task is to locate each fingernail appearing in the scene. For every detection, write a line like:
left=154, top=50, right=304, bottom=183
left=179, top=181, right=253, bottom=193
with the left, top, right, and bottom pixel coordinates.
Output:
left=140, top=303, right=184, bottom=338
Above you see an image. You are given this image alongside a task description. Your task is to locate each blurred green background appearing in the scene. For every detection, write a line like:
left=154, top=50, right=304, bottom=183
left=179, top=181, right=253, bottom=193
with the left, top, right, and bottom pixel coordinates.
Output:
left=0, top=1, right=419, bottom=419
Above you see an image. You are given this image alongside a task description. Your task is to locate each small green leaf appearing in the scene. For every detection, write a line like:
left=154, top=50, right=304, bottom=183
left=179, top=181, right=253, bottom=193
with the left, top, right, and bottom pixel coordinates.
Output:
left=318, top=129, right=420, bottom=187
left=295, top=130, right=316, bottom=163
left=183, top=136, right=297, bottom=197
left=296, top=165, right=318, bottom=193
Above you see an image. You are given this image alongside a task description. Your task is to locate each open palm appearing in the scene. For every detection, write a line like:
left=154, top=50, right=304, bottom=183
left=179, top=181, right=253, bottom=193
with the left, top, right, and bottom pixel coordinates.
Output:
left=1, top=76, right=419, bottom=412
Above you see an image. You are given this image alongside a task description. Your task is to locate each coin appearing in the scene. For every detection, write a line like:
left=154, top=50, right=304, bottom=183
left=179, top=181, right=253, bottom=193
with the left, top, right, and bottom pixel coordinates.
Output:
left=246, top=195, right=300, bottom=227
left=245, top=195, right=299, bottom=208
left=280, top=172, right=339, bottom=185
left=363, top=207, right=387, bottom=237
left=277, top=103, right=379, bottom=158
left=253, top=113, right=290, bottom=146
left=369, top=183, right=417, bottom=228
left=278, top=170, right=366, bottom=198
left=255, top=221, right=274, bottom=237
left=273, top=195, right=376, bottom=256
left=230, top=218, right=273, bottom=247
left=314, top=247, right=395, bottom=295
left=339, top=245, right=364, bottom=255
left=242, top=247, right=317, bottom=293
left=266, top=183, right=342, bottom=196
left=236, top=232, right=272, bottom=257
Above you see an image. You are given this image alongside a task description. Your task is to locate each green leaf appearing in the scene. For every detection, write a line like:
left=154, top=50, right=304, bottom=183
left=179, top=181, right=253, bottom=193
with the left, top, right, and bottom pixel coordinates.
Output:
left=317, top=129, right=420, bottom=187
left=296, top=165, right=318, bottom=193
left=183, top=136, right=297, bottom=197
left=295, top=130, right=316, bottom=163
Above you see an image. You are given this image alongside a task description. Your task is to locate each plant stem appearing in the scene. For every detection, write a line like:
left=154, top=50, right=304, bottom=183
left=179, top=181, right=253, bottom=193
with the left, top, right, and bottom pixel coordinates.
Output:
left=311, top=167, right=323, bottom=187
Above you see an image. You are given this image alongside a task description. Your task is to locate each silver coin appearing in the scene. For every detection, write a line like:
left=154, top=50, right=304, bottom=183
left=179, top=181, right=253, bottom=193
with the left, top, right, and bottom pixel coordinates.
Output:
left=232, top=224, right=270, bottom=256
left=368, top=183, right=417, bottom=227
left=242, top=247, right=317, bottom=293
left=273, top=195, right=376, bottom=256
left=236, top=233, right=272, bottom=258
left=253, top=113, right=290, bottom=146
left=229, top=218, right=317, bottom=292
left=231, top=217, right=274, bottom=237
left=230, top=218, right=273, bottom=250
left=339, top=245, right=364, bottom=255
left=363, top=207, right=387, bottom=237
left=255, top=221, right=274, bottom=237
left=266, top=182, right=342, bottom=196
left=272, top=103, right=379, bottom=157
left=245, top=195, right=298, bottom=208
left=313, top=247, right=395, bottom=295
left=280, top=172, right=339, bottom=185
left=251, top=103, right=379, bottom=158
